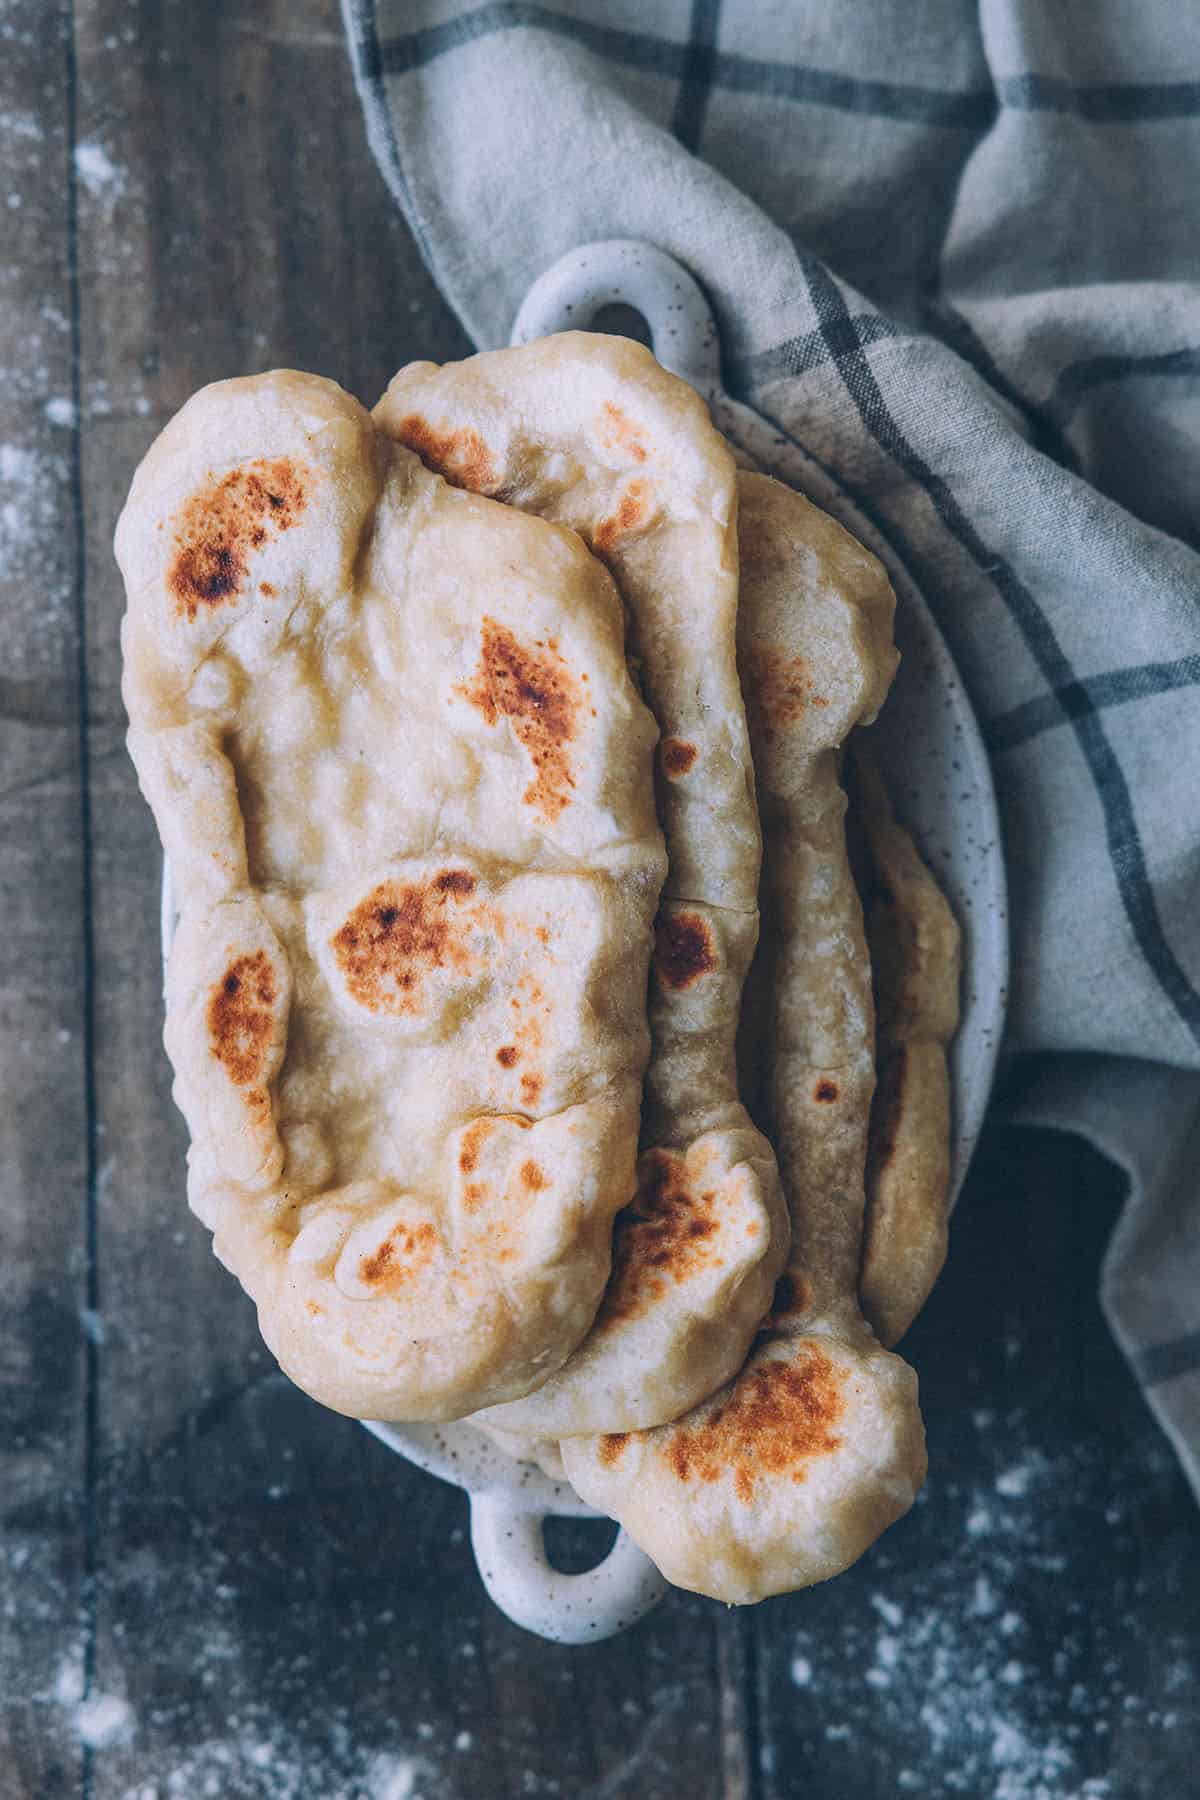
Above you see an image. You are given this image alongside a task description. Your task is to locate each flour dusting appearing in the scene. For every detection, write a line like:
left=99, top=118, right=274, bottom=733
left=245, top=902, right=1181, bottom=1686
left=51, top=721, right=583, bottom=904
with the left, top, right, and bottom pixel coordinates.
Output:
left=76, top=1691, right=135, bottom=1749
left=366, top=1755, right=424, bottom=1799
left=54, top=1654, right=85, bottom=1706
left=74, top=139, right=127, bottom=199
left=779, top=1406, right=1195, bottom=1799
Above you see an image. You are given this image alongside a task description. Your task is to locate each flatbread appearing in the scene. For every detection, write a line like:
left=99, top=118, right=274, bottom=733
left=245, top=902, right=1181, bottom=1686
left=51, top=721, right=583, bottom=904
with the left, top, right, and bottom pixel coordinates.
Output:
left=849, top=744, right=962, bottom=1347
left=376, top=336, right=790, bottom=1436
left=562, top=474, right=926, bottom=1603
left=117, top=369, right=666, bottom=1422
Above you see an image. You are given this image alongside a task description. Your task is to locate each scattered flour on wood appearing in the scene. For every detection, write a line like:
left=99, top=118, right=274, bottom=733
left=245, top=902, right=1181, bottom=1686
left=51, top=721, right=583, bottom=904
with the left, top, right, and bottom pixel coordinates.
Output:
left=54, top=1655, right=85, bottom=1706
left=74, top=140, right=127, bottom=200
left=76, top=1692, right=135, bottom=1749
left=782, top=1409, right=1194, bottom=1798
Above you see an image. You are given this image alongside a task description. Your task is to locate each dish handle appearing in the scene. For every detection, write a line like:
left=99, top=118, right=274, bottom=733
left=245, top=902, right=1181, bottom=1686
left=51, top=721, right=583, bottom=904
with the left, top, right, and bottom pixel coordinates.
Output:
left=510, top=237, right=722, bottom=397
left=468, top=1493, right=667, bottom=1644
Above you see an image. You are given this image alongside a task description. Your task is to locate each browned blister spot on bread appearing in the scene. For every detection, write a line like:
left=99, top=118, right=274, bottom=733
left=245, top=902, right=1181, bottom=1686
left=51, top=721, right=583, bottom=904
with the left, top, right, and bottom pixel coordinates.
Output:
left=660, top=738, right=698, bottom=778
left=332, top=872, right=478, bottom=1014
left=654, top=912, right=718, bottom=990
left=460, top=617, right=581, bottom=822
left=743, top=646, right=830, bottom=740
left=520, top=1073, right=543, bottom=1108
left=598, top=402, right=648, bottom=463
left=599, top=1432, right=629, bottom=1466
left=207, top=950, right=277, bottom=1086
left=393, top=413, right=496, bottom=492
left=458, top=1117, right=492, bottom=1176
left=432, top=868, right=477, bottom=897
left=168, top=457, right=308, bottom=620
left=359, top=1220, right=439, bottom=1292
left=457, top=1112, right=531, bottom=1191
left=667, top=1348, right=846, bottom=1503
left=598, top=1150, right=723, bottom=1329
left=593, top=479, right=651, bottom=554
left=495, top=975, right=547, bottom=1107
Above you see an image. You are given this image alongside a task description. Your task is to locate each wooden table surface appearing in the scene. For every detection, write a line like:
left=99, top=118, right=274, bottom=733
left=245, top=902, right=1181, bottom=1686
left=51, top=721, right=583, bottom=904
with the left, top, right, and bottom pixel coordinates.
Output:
left=3, top=4, right=1198, bottom=1796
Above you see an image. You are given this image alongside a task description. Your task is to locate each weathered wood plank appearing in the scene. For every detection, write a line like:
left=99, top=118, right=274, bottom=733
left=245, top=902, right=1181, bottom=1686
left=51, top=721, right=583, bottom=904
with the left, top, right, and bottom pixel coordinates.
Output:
left=69, top=2, right=730, bottom=1794
left=0, top=5, right=89, bottom=1796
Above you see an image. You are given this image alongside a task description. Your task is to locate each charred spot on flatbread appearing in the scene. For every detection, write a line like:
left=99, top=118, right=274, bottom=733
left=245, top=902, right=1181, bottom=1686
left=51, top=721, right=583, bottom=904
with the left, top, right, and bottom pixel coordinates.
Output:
left=593, top=478, right=653, bottom=554
left=742, top=646, right=830, bottom=742
left=392, top=413, right=497, bottom=493
left=331, top=872, right=480, bottom=1015
left=358, top=1220, right=439, bottom=1293
left=206, top=950, right=277, bottom=1086
left=660, top=738, right=698, bottom=779
left=459, top=617, right=582, bottom=823
left=666, top=1349, right=846, bottom=1505
left=597, top=1150, right=724, bottom=1328
left=653, top=911, right=718, bottom=990
left=168, top=457, right=308, bottom=619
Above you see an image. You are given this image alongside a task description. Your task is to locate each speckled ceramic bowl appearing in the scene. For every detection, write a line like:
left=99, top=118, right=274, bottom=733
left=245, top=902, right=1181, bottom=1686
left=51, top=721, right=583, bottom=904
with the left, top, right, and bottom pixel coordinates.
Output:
left=162, top=241, right=1007, bottom=1644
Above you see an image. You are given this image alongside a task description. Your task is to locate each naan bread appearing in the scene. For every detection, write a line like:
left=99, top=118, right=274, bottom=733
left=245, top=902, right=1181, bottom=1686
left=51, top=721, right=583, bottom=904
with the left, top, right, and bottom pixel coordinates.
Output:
left=563, top=475, right=926, bottom=1603
left=377, top=336, right=789, bottom=1436
left=850, top=744, right=962, bottom=1347
left=117, top=369, right=667, bottom=1422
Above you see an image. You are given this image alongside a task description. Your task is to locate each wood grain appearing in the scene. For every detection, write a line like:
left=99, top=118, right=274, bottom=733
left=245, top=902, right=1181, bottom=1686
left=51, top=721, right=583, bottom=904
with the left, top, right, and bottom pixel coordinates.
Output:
left=0, top=5, right=88, bottom=1795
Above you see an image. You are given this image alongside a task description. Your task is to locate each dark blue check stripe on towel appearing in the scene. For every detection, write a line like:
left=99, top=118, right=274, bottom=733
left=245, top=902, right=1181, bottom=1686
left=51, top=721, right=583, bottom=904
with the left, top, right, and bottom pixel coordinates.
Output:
left=999, top=73, right=1200, bottom=121
left=737, top=261, right=1200, bottom=1051
left=1046, top=347, right=1200, bottom=426
left=362, top=1, right=1200, bottom=126
left=987, top=657, right=1200, bottom=753
left=922, top=297, right=1083, bottom=473
left=671, top=0, right=723, bottom=153
left=731, top=316, right=1200, bottom=482
left=729, top=315, right=905, bottom=387
left=725, top=315, right=1200, bottom=489
left=361, top=2, right=997, bottom=126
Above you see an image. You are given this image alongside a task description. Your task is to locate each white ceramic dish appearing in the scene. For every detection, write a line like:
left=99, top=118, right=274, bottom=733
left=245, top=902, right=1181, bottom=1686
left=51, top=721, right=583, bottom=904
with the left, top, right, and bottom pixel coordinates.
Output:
left=161, top=240, right=1008, bottom=1643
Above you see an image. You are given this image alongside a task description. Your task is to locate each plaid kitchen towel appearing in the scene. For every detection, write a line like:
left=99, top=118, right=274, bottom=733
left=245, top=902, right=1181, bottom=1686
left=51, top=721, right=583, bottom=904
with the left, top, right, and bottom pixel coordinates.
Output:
left=341, top=0, right=1200, bottom=1492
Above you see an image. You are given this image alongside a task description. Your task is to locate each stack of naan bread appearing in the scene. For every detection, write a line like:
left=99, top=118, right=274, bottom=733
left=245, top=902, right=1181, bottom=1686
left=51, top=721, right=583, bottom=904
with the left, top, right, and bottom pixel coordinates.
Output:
left=117, top=334, right=959, bottom=1605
